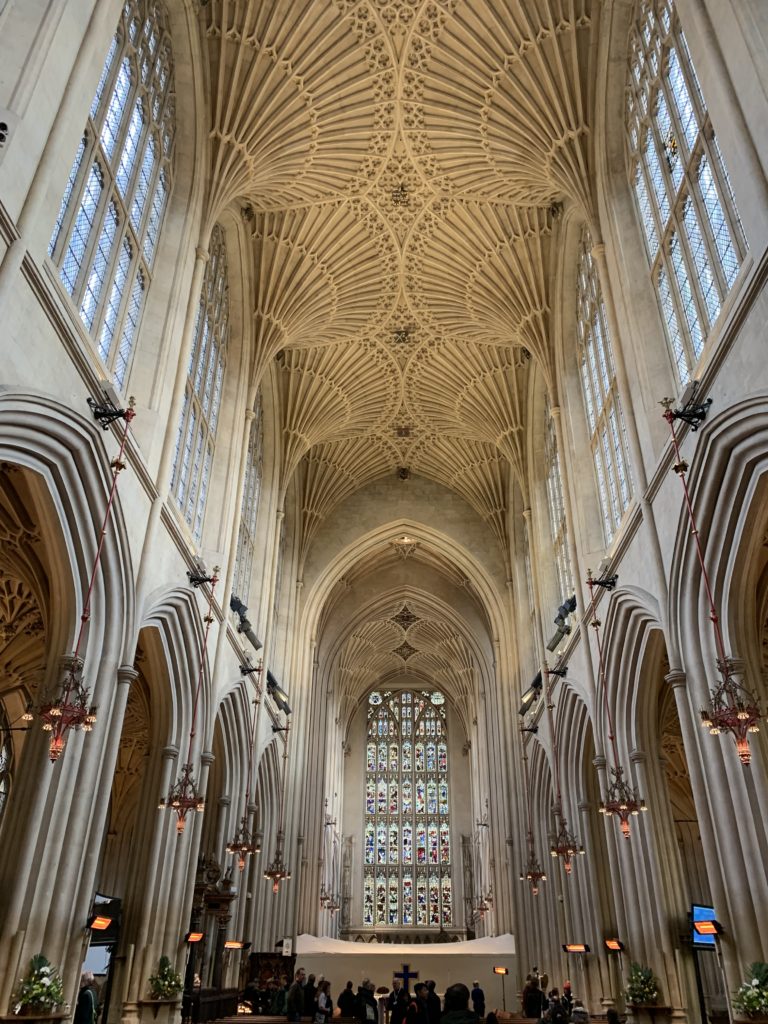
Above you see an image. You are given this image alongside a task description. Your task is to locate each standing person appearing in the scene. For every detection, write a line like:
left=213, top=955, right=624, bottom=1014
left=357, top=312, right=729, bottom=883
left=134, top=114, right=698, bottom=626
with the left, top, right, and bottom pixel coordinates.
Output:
left=561, top=984, right=573, bottom=1017
left=74, top=972, right=98, bottom=1024
left=358, top=980, right=378, bottom=1024
left=425, top=982, right=441, bottom=1024
left=315, top=981, right=333, bottom=1024
left=305, top=975, right=318, bottom=1018
left=440, top=983, right=478, bottom=1024
left=287, top=968, right=307, bottom=1022
left=570, top=1001, right=589, bottom=1024
left=522, top=979, right=546, bottom=1020
left=388, top=981, right=408, bottom=1024
left=470, top=983, right=485, bottom=1020
left=406, top=983, right=429, bottom=1024
left=339, top=982, right=357, bottom=1019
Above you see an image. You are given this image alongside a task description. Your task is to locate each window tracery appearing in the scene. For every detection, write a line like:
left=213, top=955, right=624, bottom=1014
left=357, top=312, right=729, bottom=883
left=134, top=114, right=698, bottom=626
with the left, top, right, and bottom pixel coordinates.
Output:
left=171, top=224, right=229, bottom=541
left=544, top=399, right=573, bottom=599
left=49, top=1, right=175, bottom=389
left=233, top=390, right=263, bottom=605
left=626, top=0, right=745, bottom=385
left=576, top=230, right=633, bottom=543
left=364, top=690, right=452, bottom=929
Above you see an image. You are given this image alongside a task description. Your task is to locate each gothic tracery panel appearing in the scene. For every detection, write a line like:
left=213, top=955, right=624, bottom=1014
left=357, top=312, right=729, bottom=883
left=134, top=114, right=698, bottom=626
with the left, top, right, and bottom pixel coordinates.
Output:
left=363, top=689, right=452, bottom=929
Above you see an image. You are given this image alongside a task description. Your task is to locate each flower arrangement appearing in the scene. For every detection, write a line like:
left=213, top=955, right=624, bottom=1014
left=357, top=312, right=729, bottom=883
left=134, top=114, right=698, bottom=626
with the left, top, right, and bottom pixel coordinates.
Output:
left=14, top=954, right=65, bottom=1013
left=626, top=962, right=660, bottom=1006
left=733, top=963, right=768, bottom=1018
left=148, top=956, right=183, bottom=1000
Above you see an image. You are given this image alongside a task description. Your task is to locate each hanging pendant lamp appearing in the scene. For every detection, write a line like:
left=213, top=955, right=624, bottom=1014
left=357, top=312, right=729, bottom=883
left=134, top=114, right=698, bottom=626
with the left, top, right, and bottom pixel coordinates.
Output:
left=226, top=662, right=263, bottom=869
left=662, top=397, right=762, bottom=764
left=544, top=665, right=585, bottom=872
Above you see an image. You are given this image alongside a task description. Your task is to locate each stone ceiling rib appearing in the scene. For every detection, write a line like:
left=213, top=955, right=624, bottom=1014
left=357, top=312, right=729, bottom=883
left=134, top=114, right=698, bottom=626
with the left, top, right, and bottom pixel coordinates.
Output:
left=250, top=201, right=399, bottom=379
left=403, top=0, right=594, bottom=210
left=202, top=0, right=395, bottom=217
left=194, top=0, right=601, bottom=563
left=278, top=343, right=400, bottom=492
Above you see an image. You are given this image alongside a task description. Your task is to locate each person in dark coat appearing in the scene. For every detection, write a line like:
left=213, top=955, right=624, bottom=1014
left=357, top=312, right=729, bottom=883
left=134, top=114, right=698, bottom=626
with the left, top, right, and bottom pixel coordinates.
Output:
left=305, top=975, right=318, bottom=1017
left=286, top=969, right=307, bottom=1022
left=74, top=973, right=98, bottom=1024
left=470, top=983, right=485, bottom=1019
left=522, top=979, right=546, bottom=1020
left=440, top=984, right=478, bottom=1024
left=406, top=984, right=430, bottom=1024
left=425, top=981, right=441, bottom=1024
left=358, top=981, right=378, bottom=1024
left=388, top=981, right=408, bottom=1024
left=338, top=982, right=357, bottom=1018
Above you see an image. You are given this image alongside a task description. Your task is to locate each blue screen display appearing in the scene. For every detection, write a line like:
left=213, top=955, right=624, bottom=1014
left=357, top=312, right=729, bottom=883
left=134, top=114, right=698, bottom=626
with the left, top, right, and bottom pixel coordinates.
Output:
left=691, top=904, right=717, bottom=948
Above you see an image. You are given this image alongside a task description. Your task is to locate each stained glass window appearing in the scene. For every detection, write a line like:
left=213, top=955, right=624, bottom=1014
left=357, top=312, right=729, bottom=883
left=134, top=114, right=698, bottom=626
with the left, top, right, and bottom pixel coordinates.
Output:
left=170, top=224, right=229, bottom=541
left=49, top=0, right=175, bottom=389
left=626, top=0, right=745, bottom=386
left=544, top=397, right=573, bottom=599
left=232, top=390, right=263, bottom=605
left=0, top=704, right=11, bottom=822
left=577, top=229, right=633, bottom=543
left=364, top=689, right=451, bottom=929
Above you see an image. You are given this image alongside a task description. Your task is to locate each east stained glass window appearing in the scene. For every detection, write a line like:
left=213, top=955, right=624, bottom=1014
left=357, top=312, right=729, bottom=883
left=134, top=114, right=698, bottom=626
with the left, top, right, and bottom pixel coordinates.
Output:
left=626, top=0, right=745, bottom=386
left=49, top=0, right=175, bottom=389
left=170, top=224, right=229, bottom=541
left=577, top=228, right=633, bottom=543
left=364, top=690, right=452, bottom=928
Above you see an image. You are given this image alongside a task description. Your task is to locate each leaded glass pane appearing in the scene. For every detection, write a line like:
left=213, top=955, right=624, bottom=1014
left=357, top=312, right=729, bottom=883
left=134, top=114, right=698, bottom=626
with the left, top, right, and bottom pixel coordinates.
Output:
left=626, top=0, right=745, bottom=386
left=171, top=224, right=229, bottom=541
left=232, top=391, right=263, bottom=605
left=0, top=705, right=12, bottom=822
left=544, top=400, right=573, bottom=599
left=48, top=0, right=175, bottom=384
left=576, top=230, right=633, bottom=543
left=365, top=689, right=452, bottom=929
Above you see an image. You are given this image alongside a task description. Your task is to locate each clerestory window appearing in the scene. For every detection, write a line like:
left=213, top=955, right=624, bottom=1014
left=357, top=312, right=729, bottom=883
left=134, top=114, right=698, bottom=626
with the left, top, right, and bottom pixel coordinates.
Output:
left=171, top=224, right=229, bottom=542
left=49, top=0, right=175, bottom=389
left=576, top=229, right=633, bottom=544
left=626, top=0, right=745, bottom=386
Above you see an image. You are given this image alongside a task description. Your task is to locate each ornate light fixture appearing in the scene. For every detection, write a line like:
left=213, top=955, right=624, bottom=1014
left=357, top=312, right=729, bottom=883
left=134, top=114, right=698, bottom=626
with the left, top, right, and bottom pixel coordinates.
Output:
left=587, top=571, right=647, bottom=838
left=662, top=394, right=762, bottom=764
left=519, top=735, right=546, bottom=895
left=544, top=665, right=585, bottom=873
left=26, top=394, right=136, bottom=762
left=264, top=719, right=292, bottom=893
left=159, top=566, right=220, bottom=834
left=226, top=661, right=263, bottom=869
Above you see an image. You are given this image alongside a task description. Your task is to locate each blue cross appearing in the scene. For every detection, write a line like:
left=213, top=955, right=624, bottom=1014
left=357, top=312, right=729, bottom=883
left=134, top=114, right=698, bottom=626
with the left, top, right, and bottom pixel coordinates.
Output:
left=394, top=965, right=419, bottom=992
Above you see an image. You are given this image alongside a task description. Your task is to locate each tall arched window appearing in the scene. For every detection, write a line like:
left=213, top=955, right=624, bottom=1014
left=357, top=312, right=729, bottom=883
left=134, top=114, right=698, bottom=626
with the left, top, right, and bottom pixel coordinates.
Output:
left=0, top=704, right=12, bottom=824
left=171, top=225, right=229, bottom=541
left=49, top=0, right=175, bottom=389
left=577, top=229, right=632, bottom=543
left=233, top=390, right=264, bottom=605
left=544, top=399, right=573, bottom=600
left=364, top=690, right=452, bottom=930
left=626, top=0, right=745, bottom=386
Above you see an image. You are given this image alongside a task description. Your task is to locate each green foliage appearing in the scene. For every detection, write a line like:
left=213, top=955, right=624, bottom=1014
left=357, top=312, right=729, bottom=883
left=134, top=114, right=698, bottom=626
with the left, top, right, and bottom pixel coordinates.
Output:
left=625, top=962, right=660, bottom=1006
left=14, top=954, right=65, bottom=1011
left=148, top=956, right=183, bottom=1000
left=733, top=963, right=768, bottom=1017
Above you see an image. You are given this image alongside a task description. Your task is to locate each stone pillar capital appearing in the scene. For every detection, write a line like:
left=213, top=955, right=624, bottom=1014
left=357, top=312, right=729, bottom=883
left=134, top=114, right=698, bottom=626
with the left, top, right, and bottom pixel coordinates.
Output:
left=117, top=665, right=139, bottom=686
left=201, top=750, right=215, bottom=766
left=629, top=749, right=647, bottom=764
left=592, top=754, right=607, bottom=770
left=665, top=669, right=687, bottom=690
left=162, top=744, right=179, bottom=760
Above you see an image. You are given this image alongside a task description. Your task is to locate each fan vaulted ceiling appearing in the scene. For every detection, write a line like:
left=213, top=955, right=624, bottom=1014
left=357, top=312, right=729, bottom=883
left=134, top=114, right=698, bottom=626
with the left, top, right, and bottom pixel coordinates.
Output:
left=202, top=0, right=596, bottom=566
